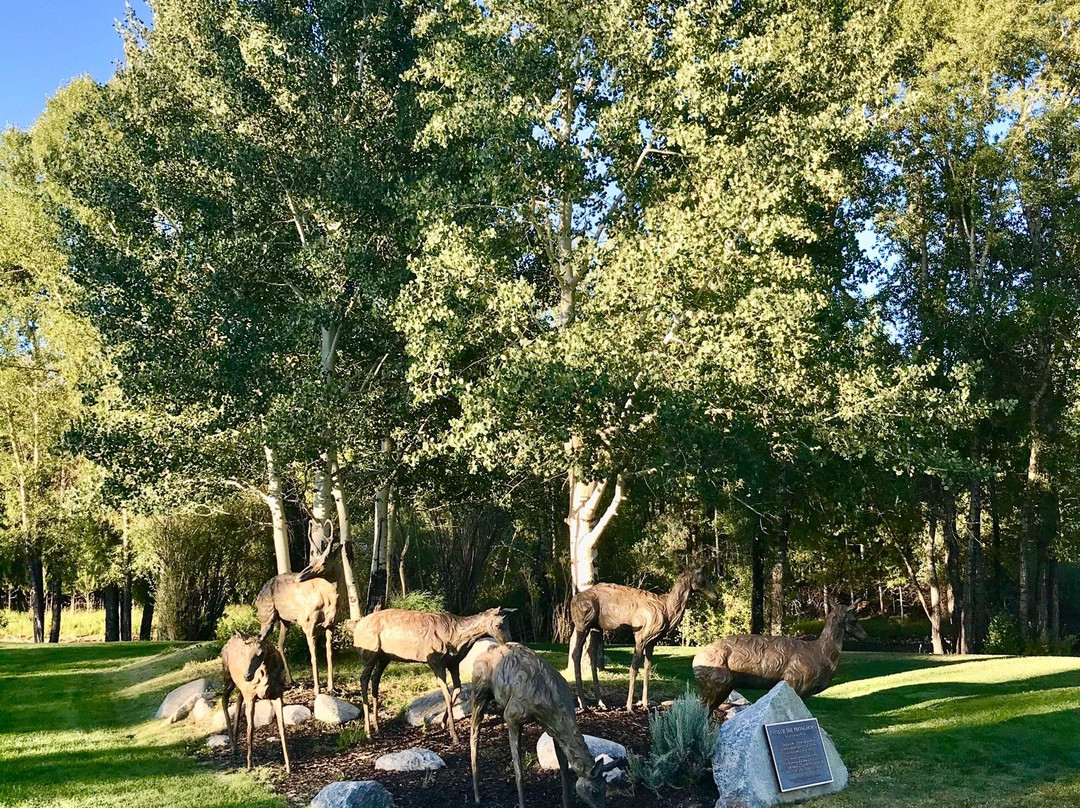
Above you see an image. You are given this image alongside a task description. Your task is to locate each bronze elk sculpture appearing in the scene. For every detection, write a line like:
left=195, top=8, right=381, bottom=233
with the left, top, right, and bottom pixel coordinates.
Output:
left=256, top=523, right=340, bottom=697
left=470, top=643, right=625, bottom=808
left=570, top=567, right=717, bottom=711
left=220, top=634, right=292, bottom=774
left=693, top=599, right=868, bottom=713
left=347, top=605, right=515, bottom=744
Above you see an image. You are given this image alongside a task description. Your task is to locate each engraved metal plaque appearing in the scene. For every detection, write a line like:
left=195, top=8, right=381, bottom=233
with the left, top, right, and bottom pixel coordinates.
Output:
left=763, top=718, right=834, bottom=792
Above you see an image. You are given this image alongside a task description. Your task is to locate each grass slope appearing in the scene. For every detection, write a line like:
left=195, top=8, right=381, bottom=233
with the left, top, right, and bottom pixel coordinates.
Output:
left=1, top=642, right=1078, bottom=808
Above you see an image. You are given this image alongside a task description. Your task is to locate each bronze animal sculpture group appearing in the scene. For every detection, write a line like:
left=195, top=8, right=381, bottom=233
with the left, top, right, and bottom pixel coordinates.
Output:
left=470, top=642, right=625, bottom=808
left=216, top=521, right=867, bottom=806
left=570, top=567, right=717, bottom=711
left=692, top=599, right=868, bottom=714
left=348, top=605, right=515, bottom=744
left=220, top=634, right=292, bottom=774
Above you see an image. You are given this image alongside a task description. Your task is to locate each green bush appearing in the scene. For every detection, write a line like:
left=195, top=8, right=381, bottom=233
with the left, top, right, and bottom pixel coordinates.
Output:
left=388, top=590, right=446, bottom=612
left=627, top=691, right=717, bottom=793
left=215, top=604, right=261, bottom=643
left=985, top=612, right=1021, bottom=655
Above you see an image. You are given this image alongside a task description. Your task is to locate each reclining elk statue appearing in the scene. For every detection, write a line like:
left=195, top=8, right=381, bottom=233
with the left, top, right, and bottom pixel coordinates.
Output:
left=220, top=634, right=291, bottom=773
left=570, top=567, right=717, bottom=711
left=693, top=598, right=868, bottom=713
left=347, top=605, right=515, bottom=744
left=470, top=642, right=625, bottom=808
left=255, top=522, right=340, bottom=697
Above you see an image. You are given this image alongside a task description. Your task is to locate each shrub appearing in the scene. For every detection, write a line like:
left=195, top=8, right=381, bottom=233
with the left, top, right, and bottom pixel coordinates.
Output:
left=215, top=604, right=261, bottom=643
left=985, top=612, right=1021, bottom=655
left=627, top=691, right=717, bottom=793
left=388, top=590, right=446, bottom=612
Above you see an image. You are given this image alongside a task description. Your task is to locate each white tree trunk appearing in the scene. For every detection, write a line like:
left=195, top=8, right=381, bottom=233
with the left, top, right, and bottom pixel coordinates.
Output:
left=264, top=445, right=291, bottom=575
left=567, top=472, right=623, bottom=593
left=331, top=459, right=362, bottom=621
left=367, top=436, right=393, bottom=611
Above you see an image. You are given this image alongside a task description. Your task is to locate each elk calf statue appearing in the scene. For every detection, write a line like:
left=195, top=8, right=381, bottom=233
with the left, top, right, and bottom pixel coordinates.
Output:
left=348, top=606, right=514, bottom=744
left=220, top=634, right=291, bottom=773
left=693, top=599, right=868, bottom=714
left=256, top=525, right=339, bottom=697
left=570, top=568, right=717, bottom=711
left=470, top=643, right=625, bottom=808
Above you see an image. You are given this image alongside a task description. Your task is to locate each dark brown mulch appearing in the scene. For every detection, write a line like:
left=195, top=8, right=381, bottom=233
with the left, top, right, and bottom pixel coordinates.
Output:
left=199, top=683, right=717, bottom=808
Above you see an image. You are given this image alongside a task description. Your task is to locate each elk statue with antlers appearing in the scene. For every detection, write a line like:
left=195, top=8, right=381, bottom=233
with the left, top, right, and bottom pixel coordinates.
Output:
left=470, top=642, right=624, bottom=808
left=570, top=567, right=717, bottom=712
left=347, top=605, right=515, bottom=744
left=255, top=522, right=340, bottom=696
left=220, top=634, right=291, bottom=773
left=693, top=599, right=868, bottom=713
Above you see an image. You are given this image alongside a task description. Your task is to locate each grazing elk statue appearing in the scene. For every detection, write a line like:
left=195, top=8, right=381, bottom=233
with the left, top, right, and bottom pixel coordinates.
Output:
left=693, top=599, right=868, bottom=714
left=470, top=643, right=625, bottom=808
left=570, top=567, right=717, bottom=711
left=348, top=606, right=515, bottom=744
left=256, top=522, right=340, bottom=696
left=220, top=634, right=291, bottom=774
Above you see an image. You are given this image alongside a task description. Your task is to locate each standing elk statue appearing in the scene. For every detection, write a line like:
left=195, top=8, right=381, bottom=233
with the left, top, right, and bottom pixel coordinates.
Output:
left=347, top=605, right=515, bottom=744
left=570, top=567, right=717, bottom=711
left=220, top=634, right=291, bottom=773
left=256, top=522, right=340, bottom=696
left=470, top=642, right=625, bottom=808
left=693, top=599, right=868, bottom=714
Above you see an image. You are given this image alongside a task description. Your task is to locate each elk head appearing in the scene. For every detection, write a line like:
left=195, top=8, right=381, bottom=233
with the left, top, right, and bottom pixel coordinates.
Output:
left=575, top=756, right=625, bottom=808
left=240, top=636, right=268, bottom=683
left=482, top=606, right=516, bottom=643
left=828, top=599, right=869, bottom=640
left=686, top=567, right=719, bottom=603
left=298, top=520, right=339, bottom=582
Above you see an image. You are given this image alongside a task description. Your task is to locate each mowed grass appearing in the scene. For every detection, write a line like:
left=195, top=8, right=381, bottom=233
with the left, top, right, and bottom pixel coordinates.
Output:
left=2, top=640, right=1080, bottom=808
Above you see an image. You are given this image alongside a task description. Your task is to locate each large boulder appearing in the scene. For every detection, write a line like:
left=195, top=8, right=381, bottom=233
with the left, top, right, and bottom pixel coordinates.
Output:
left=283, top=704, right=313, bottom=725
left=310, top=781, right=393, bottom=808
left=253, top=700, right=275, bottom=728
left=208, top=705, right=239, bottom=733
left=314, top=694, right=361, bottom=725
left=191, top=697, right=216, bottom=722
left=375, top=748, right=446, bottom=772
left=405, top=684, right=472, bottom=727
left=537, top=732, right=627, bottom=783
left=712, top=681, right=848, bottom=808
left=460, top=639, right=501, bottom=680
left=156, top=678, right=212, bottom=721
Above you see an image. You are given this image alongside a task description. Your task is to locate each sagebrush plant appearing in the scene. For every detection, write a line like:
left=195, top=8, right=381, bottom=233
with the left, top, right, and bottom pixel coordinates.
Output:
left=388, top=590, right=446, bottom=612
left=627, top=691, right=717, bottom=793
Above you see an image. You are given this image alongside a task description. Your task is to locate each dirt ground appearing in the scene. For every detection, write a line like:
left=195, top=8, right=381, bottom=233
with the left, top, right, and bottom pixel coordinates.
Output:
left=201, top=683, right=717, bottom=808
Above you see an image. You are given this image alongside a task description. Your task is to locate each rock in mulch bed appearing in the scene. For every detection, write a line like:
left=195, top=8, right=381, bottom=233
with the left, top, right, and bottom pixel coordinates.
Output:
left=310, top=780, right=393, bottom=808
left=375, top=748, right=445, bottom=772
left=405, top=684, right=472, bottom=727
left=315, top=694, right=362, bottom=725
left=157, top=678, right=212, bottom=723
left=284, top=704, right=313, bottom=725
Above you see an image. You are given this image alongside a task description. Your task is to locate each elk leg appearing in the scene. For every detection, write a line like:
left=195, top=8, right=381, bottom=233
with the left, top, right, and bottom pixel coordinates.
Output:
left=554, top=743, right=573, bottom=808
left=324, top=625, right=334, bottom=694
left=305, top=627, right=320, bottom=696
left=359, top=653, right=378, bottom=736
left=449, top=662, right=462, bottom=709
left=626, top=642, right=643, bottom=712
left=371, top=656, right=390, bottom=735
left=432, top=663, right=460, bottom=744
left=640, top=645, right=654, bottom=709
left=245, top=698, right=256, bottom=771
left=272, top=697, right=291, bottom=774
left=505, top=712, right=527, bottom=808
left=222, top=682, right=236, bottom=760
left=469, top=685, right=491, bottom=805
left=696, top=666, right=734, bottom=715
left=277, top=623, right=292, bottom=686
left=230, top=693, right=244, bottom=759
left=589, top=629, right=606, bottom=710
left=570, top=628, right=587, bottom=709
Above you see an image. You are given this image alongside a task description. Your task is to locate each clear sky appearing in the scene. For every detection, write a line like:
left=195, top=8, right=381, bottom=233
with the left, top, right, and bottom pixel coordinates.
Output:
left=0, top=1, right=151, bottom=131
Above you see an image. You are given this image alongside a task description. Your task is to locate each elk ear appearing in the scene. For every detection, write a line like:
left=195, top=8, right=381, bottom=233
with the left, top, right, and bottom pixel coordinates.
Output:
left=497, top=607, right=517, bottom=616
left=589, top=758, right=605, bottom=779
left=853, top=599, right=871, bottom=614
left=599, top=756, right=626, bottom=773
left=343, top=619, right=357, bottom=633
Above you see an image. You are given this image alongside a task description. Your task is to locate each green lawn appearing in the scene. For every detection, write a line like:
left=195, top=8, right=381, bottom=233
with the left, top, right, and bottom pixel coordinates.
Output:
left=2, top=641, right=1079, bottom=808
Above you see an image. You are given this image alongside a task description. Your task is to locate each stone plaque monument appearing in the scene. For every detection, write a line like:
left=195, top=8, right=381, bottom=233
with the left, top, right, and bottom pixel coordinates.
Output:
left=763, top=718, right=833, bottom=792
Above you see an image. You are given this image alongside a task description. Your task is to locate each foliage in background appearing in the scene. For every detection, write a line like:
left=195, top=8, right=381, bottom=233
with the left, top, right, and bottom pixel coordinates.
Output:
left=387, top=590, right=446, bottom=613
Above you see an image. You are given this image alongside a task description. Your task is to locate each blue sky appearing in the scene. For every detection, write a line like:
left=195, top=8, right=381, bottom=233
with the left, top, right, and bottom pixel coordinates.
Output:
left=0, top=1, right=150, bottom=130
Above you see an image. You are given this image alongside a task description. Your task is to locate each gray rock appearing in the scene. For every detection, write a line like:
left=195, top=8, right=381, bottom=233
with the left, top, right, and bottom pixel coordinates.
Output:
left=712, top=681, right=848, bottom=808
left=253, top=699, right=275, bottom=728
left=156, top=678, right=211, bottom=720
left=283, top=704, right=313, bottom=725
left=208, top=705, right=239, bottom=733
left=191, top=697, right=216, bottom=722
left=375, top=748, right=446, bottom=772
left=719, top=690, right=752, bottom=722
left=310, top=780, right=394, bottom=808
left=206, top=734, right=230, bottom=749
left=536, top=732, right=627, bottom=774
left=460, top=638, right=501, bottom=680
left=405, top=684, right=472, bottom=727
left=165, top=694, right=201, bottom=724
left=315, top=694, right=361, bottom=724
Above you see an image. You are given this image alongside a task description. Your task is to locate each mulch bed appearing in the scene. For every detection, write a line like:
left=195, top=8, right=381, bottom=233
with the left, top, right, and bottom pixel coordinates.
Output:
left=199, top=683, right=717, bottom=808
